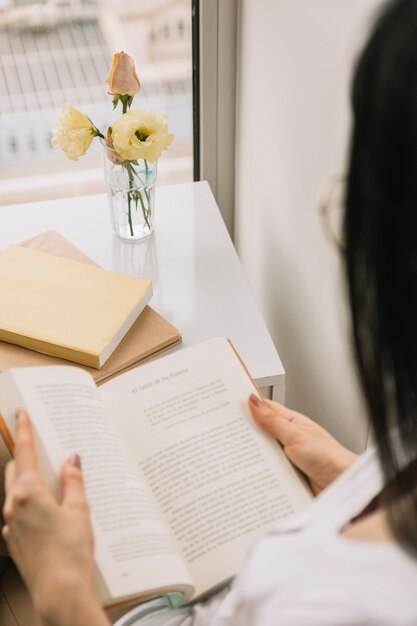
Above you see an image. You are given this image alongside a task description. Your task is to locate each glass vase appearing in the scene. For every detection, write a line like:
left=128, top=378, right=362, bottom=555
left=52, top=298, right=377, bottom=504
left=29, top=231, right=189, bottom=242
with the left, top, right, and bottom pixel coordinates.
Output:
left=101, top=141, right=157, bottom=242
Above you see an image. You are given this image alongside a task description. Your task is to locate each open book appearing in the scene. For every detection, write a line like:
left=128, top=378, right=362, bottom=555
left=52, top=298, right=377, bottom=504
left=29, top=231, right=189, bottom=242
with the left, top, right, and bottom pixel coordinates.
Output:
left=0, top=338, right=312, bottom=617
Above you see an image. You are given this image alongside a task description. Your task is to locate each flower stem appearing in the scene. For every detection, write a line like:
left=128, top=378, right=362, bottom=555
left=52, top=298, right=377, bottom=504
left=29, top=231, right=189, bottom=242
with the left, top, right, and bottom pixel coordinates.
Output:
left=125, top=162, right=152, bottom=233
left=137, top=189, right=151, bottom=230
left=143, top=159, right=151, bottom=206
left=86, top=115, right=104, bottom=139
left=126, top=166, right=135, bottom=236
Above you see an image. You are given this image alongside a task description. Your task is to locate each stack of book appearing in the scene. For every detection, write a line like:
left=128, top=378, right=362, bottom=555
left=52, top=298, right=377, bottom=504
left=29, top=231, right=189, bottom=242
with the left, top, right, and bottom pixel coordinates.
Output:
left=0, top=230, right=182, bottom=384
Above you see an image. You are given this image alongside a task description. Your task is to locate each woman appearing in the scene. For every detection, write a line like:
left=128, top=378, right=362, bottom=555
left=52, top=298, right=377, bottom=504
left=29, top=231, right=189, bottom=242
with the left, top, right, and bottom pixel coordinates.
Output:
left=4, top=0, right=417, bottom=623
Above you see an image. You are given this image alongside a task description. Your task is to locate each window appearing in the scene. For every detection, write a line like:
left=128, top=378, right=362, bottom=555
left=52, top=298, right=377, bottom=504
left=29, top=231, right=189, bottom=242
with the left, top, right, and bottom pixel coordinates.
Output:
left=0, top=0, right=193, bottom=205
left=178, top=20, right=185, bottom=39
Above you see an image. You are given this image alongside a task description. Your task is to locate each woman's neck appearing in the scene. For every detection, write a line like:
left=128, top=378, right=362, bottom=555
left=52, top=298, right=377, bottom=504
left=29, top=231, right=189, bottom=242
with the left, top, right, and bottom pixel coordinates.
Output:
left=342, top=508, right=394, bottom=543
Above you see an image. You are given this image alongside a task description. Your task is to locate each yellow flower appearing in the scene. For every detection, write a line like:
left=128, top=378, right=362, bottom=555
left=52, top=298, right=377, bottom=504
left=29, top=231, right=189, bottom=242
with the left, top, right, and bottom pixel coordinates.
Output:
left=111, top=110, right=174, bottom=163
left=106, top=51, right=140, bottom=97
left=51, top=104, right=97, bottom=161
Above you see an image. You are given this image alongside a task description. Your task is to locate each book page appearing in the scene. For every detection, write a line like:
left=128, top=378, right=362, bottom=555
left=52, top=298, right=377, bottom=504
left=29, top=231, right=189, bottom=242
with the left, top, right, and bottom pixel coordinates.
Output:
left=0, top=367, right=193, bottom=604
left=100, top=338, right=312, bottom=598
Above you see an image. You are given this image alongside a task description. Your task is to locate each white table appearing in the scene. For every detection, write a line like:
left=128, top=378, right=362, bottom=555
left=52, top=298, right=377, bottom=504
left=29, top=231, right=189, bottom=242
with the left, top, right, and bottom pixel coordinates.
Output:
left=0, top=181, right=285, bottom=400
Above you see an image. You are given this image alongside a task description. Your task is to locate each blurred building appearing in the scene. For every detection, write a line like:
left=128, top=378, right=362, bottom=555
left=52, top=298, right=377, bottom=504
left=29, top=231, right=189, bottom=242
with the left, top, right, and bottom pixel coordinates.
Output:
left=0, top=0, right=192, bottom=200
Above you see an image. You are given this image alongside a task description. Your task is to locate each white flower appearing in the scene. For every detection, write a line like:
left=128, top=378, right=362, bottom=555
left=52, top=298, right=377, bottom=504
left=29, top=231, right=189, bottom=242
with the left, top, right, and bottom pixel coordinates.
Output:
left=111, top=110, right=174, bottom=162
left=51, top=104, right=97, bottom=161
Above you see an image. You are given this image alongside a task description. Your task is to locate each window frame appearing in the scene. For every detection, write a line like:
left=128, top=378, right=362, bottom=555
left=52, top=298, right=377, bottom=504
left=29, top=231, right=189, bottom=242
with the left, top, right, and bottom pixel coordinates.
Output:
left=193, top=0, right=238, bottom=237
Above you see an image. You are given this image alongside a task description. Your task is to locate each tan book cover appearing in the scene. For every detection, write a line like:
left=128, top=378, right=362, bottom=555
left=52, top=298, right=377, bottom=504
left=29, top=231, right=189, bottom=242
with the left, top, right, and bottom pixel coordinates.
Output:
left=0, top=244, right=153, bottom=368
left=0, top=231, right=182, bottom=385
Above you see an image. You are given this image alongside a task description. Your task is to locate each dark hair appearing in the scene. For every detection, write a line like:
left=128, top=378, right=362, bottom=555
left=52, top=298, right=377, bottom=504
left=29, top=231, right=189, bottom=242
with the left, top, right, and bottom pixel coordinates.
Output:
left=345, top=0, right=417, bottom=551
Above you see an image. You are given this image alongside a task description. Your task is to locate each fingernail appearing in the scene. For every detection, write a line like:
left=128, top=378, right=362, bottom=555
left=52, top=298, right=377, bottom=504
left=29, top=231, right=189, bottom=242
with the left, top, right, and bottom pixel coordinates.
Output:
left=249, top=393, right=262, bottom=407
left=15, top=409, right=25, bottom=422
left=70, top=453, right=81, bottom=469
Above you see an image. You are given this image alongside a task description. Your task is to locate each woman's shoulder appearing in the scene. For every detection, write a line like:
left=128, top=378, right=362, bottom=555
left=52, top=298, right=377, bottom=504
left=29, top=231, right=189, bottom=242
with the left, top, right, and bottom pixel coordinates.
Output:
left=232, top=524, right=417, bottom=625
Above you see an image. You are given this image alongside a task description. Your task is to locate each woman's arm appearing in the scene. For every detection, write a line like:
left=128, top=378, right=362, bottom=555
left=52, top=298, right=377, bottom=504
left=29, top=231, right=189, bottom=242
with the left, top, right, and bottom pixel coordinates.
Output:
left=248, top=395, right=358, bottom=494
left=2, top=410, right=110, bottom=626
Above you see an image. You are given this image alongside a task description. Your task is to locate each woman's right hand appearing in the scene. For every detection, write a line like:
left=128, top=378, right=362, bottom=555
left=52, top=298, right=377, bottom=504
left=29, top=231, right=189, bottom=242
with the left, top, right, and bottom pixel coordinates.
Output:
left=248, top=395, right=358, bottom=494
left=2, top=410, right=110, bottom=626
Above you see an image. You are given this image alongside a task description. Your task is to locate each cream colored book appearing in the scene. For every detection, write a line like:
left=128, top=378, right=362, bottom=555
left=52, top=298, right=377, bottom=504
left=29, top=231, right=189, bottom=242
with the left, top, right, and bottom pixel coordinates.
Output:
left=0, top=245, right=152, bottom=369
left=0, top=338, right=312, bottom=619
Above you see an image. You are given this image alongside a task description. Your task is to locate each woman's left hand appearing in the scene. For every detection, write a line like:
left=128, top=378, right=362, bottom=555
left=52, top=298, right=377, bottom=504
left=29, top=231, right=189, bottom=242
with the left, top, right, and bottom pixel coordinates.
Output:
left=249, top=396, right=357, bottom=494
left=2, top=410, right=109, bottom=626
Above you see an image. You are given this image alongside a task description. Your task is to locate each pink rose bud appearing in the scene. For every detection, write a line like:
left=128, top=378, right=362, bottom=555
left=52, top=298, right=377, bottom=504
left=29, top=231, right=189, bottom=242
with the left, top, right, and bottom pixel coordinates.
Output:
left=106, top=51, right=141, bottom=97
left=103, top=127, right=125, bottom=164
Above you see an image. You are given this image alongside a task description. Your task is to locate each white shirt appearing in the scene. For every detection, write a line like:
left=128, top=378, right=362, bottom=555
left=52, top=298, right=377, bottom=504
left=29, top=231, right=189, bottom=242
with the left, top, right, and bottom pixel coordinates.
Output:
left=117, top=447, right=417, bottom=626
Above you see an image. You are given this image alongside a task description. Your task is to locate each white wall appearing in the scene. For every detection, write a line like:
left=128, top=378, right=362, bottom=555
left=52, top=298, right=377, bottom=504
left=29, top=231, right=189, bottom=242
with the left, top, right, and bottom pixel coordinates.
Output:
left=235, top=0, right=384, bottom=452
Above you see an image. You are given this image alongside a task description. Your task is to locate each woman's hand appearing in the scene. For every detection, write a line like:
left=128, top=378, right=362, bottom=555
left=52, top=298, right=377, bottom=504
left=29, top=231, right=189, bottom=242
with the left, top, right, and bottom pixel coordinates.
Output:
left=249, top=395, right=358, bottom=494
left=2, top=410, right=109, bottom=626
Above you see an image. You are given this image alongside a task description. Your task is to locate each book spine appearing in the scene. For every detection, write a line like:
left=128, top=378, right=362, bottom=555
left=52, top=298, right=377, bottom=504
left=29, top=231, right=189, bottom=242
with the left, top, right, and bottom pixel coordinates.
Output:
left=0, top=329, right=100, bottom=369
